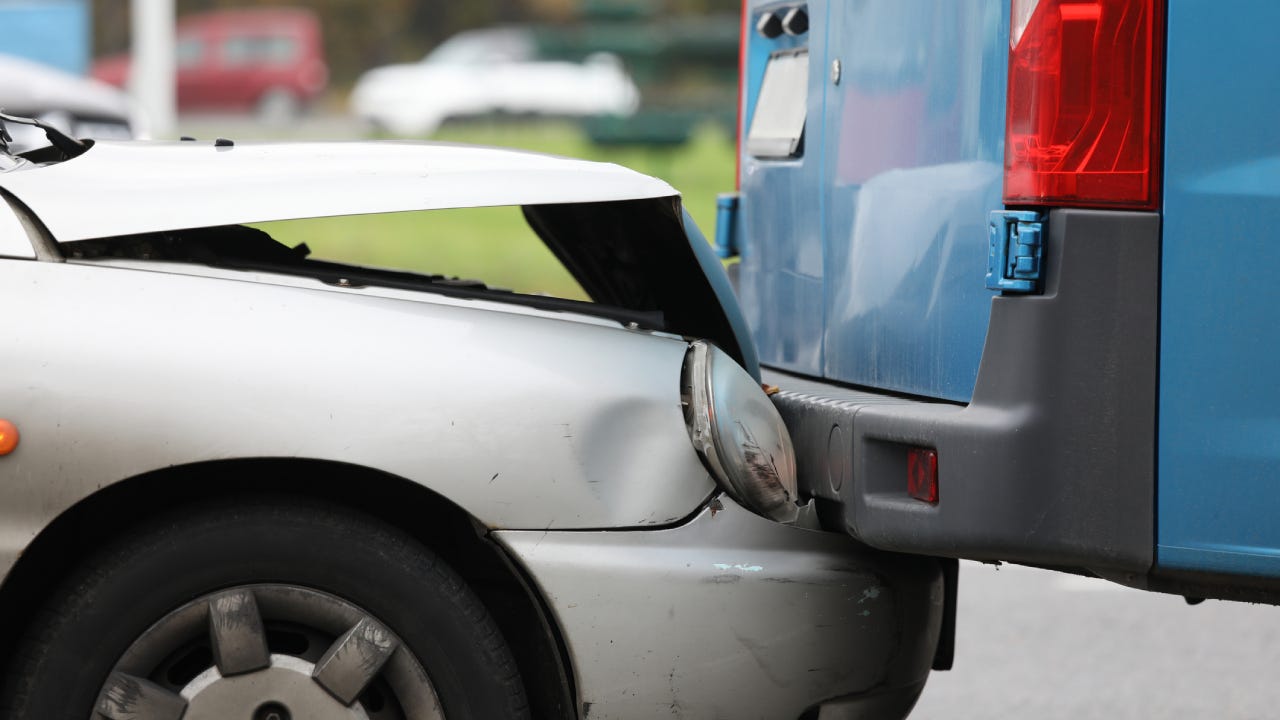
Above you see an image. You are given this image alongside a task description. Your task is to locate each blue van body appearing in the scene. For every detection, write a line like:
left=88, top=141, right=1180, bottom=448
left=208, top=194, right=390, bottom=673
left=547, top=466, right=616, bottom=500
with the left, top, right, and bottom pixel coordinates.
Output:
left=739, top=0, right=1005, bottom=403
left=1159, top=1, right=1280, bottom=580
left=732, top=0, right=1280, bottom=597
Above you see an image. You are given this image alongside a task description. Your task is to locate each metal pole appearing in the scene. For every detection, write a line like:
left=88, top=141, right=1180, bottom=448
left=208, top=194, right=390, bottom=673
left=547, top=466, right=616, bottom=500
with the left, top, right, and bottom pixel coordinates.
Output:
left=130, top=0, right=175, bottom=138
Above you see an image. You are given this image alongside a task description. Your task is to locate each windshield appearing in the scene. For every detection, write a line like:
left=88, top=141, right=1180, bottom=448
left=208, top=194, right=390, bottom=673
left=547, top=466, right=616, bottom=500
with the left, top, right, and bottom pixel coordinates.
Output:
left=423, top=29, right=534, bottom=65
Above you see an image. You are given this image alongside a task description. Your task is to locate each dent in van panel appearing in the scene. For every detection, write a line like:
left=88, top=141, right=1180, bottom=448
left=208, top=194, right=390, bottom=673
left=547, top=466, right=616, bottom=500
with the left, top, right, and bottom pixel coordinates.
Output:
left=739, top=157, right=827, bottom=374
left=826, top=162, right=1000, bottom=401
left=820, top=0, right=1008, bottom=401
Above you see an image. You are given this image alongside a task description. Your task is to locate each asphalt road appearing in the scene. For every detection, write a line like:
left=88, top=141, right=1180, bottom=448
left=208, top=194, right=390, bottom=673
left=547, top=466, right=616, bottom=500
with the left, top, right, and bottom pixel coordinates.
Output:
left=908, top=562, right=1280, bottom=719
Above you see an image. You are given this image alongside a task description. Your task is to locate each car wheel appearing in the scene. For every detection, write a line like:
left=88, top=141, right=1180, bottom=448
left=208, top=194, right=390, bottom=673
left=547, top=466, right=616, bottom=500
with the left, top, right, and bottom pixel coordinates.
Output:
left=257, top=87, right=301, bottom=123
left=1, top=498, right=529, bottom=720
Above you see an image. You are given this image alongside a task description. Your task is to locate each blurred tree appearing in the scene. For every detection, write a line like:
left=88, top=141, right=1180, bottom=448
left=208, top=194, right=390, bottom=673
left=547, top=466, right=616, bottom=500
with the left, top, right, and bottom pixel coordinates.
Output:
left=92, top=2, right=131, bottom=56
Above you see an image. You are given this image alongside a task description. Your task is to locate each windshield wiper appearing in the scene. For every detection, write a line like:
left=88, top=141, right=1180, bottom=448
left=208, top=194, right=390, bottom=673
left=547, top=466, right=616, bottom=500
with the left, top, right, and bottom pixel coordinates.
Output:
left=0, top=110, right=89, bottom=159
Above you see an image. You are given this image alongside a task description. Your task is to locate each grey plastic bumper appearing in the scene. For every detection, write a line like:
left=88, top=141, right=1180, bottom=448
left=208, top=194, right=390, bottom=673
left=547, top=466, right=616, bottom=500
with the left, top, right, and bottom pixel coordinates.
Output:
left=768, top=209, right=1160, bottom=577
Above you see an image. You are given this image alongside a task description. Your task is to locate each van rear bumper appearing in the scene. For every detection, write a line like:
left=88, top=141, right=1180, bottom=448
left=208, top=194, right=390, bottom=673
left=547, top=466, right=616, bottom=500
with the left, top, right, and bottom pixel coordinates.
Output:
left=767, top=209, right=1160, bottom=577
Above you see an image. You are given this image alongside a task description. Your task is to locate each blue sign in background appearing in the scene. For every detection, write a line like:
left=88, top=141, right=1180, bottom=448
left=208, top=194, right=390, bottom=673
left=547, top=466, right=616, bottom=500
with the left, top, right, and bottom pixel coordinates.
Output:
left=0, top=0, right=90, bottom=75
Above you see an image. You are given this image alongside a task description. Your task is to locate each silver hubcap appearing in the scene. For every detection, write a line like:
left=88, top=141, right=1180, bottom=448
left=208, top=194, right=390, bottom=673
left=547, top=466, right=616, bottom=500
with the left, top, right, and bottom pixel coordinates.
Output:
left=93, top=585, right=443, bottom=720
left=182, top=655, right=366, bottom=720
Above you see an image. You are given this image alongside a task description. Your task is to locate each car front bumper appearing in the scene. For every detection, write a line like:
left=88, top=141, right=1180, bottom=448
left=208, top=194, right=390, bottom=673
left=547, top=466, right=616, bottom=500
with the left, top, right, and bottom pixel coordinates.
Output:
left=495, top=496, right=944, bottom=720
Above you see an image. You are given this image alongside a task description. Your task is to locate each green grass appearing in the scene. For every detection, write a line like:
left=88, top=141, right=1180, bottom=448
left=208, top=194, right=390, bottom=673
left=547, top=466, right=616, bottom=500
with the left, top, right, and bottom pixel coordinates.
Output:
left=253, top=120, right=734, bottom=299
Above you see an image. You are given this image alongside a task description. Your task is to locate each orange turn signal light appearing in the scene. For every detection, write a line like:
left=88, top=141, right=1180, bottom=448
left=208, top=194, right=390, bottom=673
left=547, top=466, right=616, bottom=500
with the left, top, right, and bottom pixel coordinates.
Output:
left=0, top=419, right=17, bottom=456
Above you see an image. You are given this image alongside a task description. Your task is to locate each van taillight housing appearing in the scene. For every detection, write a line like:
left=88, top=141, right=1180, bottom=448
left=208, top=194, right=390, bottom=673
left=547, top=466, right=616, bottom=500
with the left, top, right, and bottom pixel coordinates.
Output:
left=1004, top=0, right=1163, bottom=210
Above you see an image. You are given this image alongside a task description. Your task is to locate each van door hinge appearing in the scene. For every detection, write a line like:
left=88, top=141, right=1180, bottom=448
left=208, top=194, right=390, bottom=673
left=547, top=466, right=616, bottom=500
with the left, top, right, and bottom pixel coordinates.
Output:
left=987, top=210, right=1045, bottom=293
left=714, top=193, right=741, bottom=259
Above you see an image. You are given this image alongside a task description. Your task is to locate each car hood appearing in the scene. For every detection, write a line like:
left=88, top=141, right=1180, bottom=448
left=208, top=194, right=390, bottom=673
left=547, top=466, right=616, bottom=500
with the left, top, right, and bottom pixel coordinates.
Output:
left=0, top=140, right=676, bottom=233
left=0, top=140, right=758, bottom=374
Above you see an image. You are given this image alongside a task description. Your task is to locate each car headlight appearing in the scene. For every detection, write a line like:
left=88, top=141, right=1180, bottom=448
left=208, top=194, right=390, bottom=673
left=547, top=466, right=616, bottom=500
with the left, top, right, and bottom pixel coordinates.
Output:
left=682, top=340, right=799, bottom=523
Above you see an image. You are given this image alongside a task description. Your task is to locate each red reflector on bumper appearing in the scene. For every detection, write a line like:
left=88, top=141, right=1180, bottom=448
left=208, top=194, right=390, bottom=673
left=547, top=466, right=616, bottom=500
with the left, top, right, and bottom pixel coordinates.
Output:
left=907, top=448, right=938, bottom=504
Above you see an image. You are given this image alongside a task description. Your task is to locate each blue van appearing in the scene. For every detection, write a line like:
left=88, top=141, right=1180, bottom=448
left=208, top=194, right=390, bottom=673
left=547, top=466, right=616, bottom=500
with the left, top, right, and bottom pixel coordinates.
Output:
left=723, top=0, right=1280, bottom=605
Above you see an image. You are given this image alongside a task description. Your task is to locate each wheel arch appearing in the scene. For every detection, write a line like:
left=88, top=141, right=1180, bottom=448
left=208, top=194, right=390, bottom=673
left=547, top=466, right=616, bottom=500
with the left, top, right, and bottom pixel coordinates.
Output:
left=0, top=457, right=577, bottom=720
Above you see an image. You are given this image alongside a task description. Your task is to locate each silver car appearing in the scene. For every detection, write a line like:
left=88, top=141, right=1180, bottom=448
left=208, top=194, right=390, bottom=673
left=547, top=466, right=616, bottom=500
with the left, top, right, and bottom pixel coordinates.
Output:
left=0, top=123, right=945, bottom=720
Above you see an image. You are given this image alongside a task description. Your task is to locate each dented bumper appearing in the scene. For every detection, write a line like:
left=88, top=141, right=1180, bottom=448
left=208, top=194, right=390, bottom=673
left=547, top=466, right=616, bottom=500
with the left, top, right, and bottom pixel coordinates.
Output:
left=495, top=496, right=944, bottom=720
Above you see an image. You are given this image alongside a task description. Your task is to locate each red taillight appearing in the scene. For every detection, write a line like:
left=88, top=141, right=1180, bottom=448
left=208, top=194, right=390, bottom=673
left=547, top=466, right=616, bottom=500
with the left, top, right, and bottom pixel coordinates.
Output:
left=907, top=448, right=939, bottom=504
left=736, top=0, right=749, bottom=189
left=1003, top=0, right=1163, bottom=209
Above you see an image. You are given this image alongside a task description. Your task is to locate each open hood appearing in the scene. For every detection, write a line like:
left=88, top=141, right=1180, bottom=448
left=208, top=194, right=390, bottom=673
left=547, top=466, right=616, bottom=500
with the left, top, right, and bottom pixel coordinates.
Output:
left=0, top=140, right=678, bottom=240
left=526, top=198, right=757, bottom=376
left=1, top=139, right=757, bottom=374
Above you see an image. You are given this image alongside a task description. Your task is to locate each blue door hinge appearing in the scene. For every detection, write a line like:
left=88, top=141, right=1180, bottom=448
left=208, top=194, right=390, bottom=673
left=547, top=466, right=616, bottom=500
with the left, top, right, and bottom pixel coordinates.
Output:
left=987, top=210, right=1045, bottom=293
left=714, top=193, right=740, bottom=259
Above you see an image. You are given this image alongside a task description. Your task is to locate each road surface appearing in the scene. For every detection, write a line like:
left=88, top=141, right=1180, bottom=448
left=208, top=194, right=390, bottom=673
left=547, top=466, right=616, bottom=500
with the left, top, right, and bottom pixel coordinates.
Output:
left=909, top=562, right=1280, bottom=719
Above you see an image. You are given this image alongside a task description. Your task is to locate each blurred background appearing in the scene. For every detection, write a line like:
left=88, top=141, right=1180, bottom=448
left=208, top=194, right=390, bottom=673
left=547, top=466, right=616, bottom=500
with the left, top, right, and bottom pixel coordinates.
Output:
left=0, top=0, right=741, bottom=296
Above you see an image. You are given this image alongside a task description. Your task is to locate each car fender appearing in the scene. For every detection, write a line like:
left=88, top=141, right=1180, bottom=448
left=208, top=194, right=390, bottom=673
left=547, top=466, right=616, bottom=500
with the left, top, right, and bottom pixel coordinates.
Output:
left=0, top=258, right=716, bottom=574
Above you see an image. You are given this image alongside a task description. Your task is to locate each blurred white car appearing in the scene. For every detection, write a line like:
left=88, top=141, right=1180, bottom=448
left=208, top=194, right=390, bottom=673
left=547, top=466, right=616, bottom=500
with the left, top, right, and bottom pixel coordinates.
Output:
left=352, top=27, right=640, bottom=136
left=0, top=54, right=144, bottom=152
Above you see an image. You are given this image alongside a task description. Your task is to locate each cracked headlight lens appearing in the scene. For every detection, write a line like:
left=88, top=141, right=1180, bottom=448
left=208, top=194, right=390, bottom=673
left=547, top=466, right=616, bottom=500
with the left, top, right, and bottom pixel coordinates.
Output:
left=682, top=340, right=799, bottom=523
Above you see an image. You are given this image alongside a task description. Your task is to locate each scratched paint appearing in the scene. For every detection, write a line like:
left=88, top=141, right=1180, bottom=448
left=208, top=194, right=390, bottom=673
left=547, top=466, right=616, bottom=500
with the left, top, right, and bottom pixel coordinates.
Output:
left=713, top=563, right=763, bottom=572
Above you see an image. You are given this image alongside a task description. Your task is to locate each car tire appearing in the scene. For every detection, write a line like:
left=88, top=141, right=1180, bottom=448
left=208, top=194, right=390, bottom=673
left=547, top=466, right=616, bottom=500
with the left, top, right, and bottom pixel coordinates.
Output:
left=257, top=87, right=301, bottom=123
left=1, top=497, right=530, bottom=720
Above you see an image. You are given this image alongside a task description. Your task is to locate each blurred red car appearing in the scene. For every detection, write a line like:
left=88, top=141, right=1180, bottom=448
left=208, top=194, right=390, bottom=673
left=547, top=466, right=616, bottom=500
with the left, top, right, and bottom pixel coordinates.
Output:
left=93, top=7, right=327, bottom=119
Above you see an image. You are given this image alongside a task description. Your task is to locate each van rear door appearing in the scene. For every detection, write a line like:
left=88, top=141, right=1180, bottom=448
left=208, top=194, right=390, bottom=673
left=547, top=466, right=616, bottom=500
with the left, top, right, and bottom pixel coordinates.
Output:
left=737, top=0, right=1008, bottom=402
